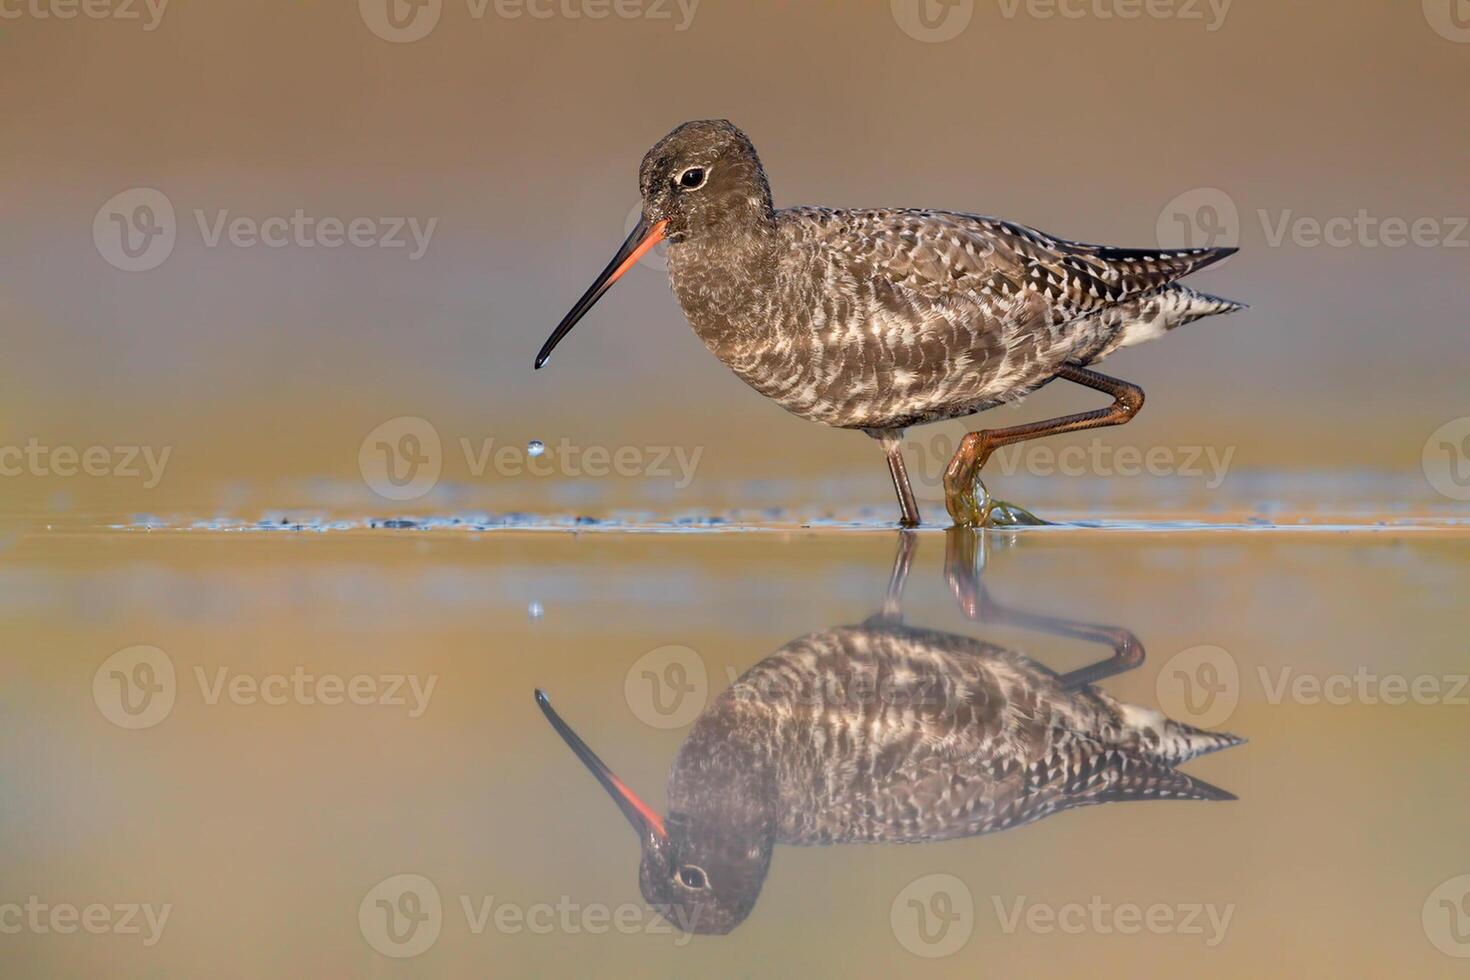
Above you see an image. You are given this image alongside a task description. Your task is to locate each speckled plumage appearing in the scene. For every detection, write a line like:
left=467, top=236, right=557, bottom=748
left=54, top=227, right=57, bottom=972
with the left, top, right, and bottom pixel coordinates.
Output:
left=538, top=120, right=1246, bottom=522
left=631, top=614, right=1242, bottom=934
left=642, top=121, right=1244, bottom=432
left=672, top=618, right=1242, bottom=849
left=535, top=535, right=1245, bottom=934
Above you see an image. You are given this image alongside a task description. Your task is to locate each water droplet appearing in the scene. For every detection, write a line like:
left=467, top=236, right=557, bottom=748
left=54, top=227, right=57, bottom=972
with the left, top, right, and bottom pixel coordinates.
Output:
left=527, top=440, right=545, bottom=457
left=528, top=601, right=544, bottom=621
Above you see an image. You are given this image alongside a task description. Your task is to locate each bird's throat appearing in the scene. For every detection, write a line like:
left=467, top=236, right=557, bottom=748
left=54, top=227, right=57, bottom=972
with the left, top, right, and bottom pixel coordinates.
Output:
left=666, top=223, right=781, bottom=359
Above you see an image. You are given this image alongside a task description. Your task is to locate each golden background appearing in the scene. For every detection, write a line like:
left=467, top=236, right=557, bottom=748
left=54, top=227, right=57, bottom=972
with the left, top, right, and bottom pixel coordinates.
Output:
left=2, top=0, right=1467, bottom=514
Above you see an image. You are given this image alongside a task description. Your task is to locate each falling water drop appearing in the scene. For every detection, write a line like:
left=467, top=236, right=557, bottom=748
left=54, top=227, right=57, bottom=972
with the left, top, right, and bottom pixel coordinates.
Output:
left=527, top=440, right=545, bottom=457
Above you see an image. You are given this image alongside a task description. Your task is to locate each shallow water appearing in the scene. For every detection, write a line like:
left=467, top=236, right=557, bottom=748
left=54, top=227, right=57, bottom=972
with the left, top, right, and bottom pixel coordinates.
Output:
left=3, top=509, right=1468, bottom=976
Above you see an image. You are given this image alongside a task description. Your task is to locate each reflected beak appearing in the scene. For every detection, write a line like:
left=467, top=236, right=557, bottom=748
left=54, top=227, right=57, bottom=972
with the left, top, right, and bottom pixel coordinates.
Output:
left=534, top=215, right=669, bottom=369
left=534, top=689, right=667, bottom=842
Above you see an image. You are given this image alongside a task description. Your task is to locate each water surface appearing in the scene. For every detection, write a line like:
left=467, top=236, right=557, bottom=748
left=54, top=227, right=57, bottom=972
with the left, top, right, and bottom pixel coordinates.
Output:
left=3, top=515, right=1467, bottom=975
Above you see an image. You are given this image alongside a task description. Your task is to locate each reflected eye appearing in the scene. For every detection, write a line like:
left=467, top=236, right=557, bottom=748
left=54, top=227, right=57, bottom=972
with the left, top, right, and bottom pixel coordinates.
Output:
left=676, top=865, right=708, bottom=889
left=677, top=167, right=707, bottom=190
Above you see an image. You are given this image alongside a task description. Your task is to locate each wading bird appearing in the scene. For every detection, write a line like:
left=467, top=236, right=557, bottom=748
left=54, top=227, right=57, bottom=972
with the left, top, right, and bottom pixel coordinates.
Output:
left=535, top=120, right=1245, bottom=526
left=535, top=533, right=1244, bottom=933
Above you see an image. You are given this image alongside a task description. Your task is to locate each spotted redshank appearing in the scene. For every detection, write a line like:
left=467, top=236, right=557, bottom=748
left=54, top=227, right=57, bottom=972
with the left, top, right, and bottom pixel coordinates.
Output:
left=534, top=533, right=1244, bottom=933
left=535, top=120, right=1245, bottom=527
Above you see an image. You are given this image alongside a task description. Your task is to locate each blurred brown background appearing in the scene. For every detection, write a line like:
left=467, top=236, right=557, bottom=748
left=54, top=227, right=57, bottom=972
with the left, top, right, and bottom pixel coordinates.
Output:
left=2, top=0, right=1467, bottom=513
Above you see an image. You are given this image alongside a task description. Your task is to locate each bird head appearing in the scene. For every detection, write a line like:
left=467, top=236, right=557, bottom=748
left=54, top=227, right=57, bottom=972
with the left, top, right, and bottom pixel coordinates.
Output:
left=533, top=119, right=771, bottom=370
left=635, top=810, right=772, bottom=935
left=635, top=119, right=773, bottom=243
left=534, top=688, right=771, bottom=935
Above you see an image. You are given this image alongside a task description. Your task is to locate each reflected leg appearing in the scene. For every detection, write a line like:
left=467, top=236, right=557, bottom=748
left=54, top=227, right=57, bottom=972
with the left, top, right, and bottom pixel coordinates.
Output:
left=944, top=528, right=1144, bottom=689
left=879, top=530, right=919, bottom=621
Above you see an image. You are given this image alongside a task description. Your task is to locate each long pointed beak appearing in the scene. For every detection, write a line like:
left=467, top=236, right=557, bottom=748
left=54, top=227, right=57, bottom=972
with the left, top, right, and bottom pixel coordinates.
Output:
left=534, top=689, right=667, bottom=842
left=534, top=215, right=669, bottom=370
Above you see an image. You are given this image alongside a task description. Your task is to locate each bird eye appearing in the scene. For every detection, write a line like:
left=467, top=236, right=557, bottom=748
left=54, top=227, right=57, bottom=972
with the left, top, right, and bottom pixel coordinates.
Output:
left=676, top=167, right=707, bottom=190
left=676, top=865, right=708, bottom=889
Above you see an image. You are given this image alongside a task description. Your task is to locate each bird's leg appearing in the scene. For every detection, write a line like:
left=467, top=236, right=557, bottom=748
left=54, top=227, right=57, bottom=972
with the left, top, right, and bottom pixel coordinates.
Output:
left=869, top=429, right=922, bottom=527
left=943, top=528, right=1144, bottom=689
left=943, top=365, right=1146, bottom=527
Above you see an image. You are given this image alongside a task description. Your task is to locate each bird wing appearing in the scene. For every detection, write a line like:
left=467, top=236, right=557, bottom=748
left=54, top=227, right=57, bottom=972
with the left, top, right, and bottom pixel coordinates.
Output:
left=779, top=206, right=1235, bottom=323
left=873, top=741, right=1237, bottom=844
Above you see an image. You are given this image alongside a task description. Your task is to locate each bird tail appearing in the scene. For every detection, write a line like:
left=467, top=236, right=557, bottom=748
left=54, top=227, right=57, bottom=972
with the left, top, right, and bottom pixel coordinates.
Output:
left=1078, top=243, right=1238, bottom=298
left=1086, top=754, right=1239, bottom=804
left=1173, top=285, right=1249, bottom=324
left=1114, top=701, right=1247, bottom=765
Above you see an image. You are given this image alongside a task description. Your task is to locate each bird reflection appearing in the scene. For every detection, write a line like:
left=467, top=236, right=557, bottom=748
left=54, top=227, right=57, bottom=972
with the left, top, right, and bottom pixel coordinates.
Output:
left=536, top=532, right=1244, bottom=935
